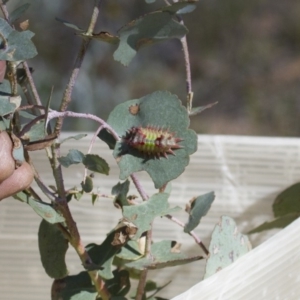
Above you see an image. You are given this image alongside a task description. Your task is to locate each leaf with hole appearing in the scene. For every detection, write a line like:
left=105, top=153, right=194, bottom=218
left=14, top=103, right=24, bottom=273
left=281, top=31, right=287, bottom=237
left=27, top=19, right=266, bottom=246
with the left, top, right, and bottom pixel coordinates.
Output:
left=126, top=240, right=202, bottom=270
left=204, top=216, right=252, bottom=279
left=123, top=193, right=180, bottom=239
left=0, top=18, right=37, bottom=61
left=107, top=91, right=197, bottom=189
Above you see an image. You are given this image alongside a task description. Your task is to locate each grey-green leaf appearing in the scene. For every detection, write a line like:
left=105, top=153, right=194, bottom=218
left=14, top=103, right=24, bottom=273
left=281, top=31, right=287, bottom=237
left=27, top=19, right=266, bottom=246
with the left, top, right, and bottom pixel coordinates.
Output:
left=204, top=216, right=252, bottom=279
left=58, top=149, right=85, bottom=167
left=184, top=192, right=215, bottom=232
left=83, top=154, right=109, bottom=175
left=60, top=133, right=87, bottom=144
left=9, top=3, right=30, bottom=23
left=112, top=180, right=130, bottom=208
left=38, top=220, right=69, bottom=279
left=55, top=17, right=83, bottom=32
left=14, top=192, right=65, bottom=223
left=123, top=193, right=181, bottom=239
left=248, top=213, right=299, bottom=234
left=116, top=240, right=143, bottom=261
left=113, top=2, right=193, bottom=65
left=0, top=18, right=37, bottom=61
left=126, top=240, right=202, bottom=270
left=0, top=80, right=15, bottom=116
left=108, top=91, right=197, bottom=189
left=21, top=119, right=46, bottom=142
left=273, top=183, right=300, bottom=218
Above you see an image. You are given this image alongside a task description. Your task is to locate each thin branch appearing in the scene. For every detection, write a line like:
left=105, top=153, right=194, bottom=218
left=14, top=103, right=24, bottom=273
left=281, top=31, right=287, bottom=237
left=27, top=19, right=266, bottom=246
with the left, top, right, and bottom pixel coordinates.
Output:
left=47, top=110, right=120, bottom=141
left=0, top=1, right=9, bottom=21
left=180, top=35, right=192, bottom=96
left=54, top=0, right=102, bottom=135
left=165, top=214, right=209, bottom=256
left=130, top=173, right=149, bottom=201
left=23, top=61, right=43, bottom=107
left=136, top=269, right=148, bottom=300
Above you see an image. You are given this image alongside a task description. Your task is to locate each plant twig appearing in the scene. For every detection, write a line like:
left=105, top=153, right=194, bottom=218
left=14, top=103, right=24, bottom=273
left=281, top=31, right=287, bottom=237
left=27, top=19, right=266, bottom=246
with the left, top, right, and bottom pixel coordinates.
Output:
left=136, top=269, right=148, bottom=300
left=130, top=173, right=149, bottom=201
left=165, top=214, right=209, bottom=256
left=47, top=110, right=120, bottom=141
left=54, top=0, right=102, bottom=135
left=0, top=1, right=9, bottom=21
left=23, top=61, right=43, bottom=107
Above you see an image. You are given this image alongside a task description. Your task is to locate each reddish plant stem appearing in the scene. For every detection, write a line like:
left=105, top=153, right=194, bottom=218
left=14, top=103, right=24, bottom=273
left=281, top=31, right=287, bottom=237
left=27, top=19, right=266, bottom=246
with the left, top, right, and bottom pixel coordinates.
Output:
left=47, top=110, right=120, bottom=141
left=136, top=269, right=149, bottom=300
left=0, top=1, right=9, bottom=21
left=54, top=0, right=102, bottom=135
left=165, top=214, right=209, bottom=256
left=22, top=61, right=43, bottom=107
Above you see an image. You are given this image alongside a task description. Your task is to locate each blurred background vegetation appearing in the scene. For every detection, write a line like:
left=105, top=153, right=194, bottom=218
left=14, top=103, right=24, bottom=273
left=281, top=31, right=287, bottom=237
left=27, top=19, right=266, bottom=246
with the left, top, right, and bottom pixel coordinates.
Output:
left=5, top=0, right=300, bottom=136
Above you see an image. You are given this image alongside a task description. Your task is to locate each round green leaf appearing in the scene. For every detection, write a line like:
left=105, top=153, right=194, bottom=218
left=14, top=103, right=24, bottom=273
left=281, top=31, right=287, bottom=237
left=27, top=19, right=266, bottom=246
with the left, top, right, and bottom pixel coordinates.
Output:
left=107, top=91, right=197, bottom=189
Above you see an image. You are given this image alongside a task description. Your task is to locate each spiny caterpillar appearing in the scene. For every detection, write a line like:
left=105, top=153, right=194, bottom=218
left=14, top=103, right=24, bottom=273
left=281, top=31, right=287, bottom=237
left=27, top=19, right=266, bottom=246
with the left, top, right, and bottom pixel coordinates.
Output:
left=122, top=126, right=182, bottom=158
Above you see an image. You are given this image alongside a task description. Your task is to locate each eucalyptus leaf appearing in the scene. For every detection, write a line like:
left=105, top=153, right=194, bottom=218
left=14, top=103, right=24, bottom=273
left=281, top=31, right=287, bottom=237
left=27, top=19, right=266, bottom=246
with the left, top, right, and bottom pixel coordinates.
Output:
left=273, top=183, right=300, bottom=218
left=58, top=149, right=85, bottom=167
left=14, top=192, right=65, bottom=223
left=60, top=133, right=87, bottom=144
left=116, top=240, right=143, bottom=261
left=204, top=216, right=252, bottom=279
left=83, top=154, right=110, bottom=175
left=12, top=135, right=25, bottom=164
left=38, top=220, right=68, bottom=279
left=55, top=17, right=83, bottom=32
left=189, top=101, right=218, bottom=116
left=86, top=232, right=121, bottom=280
left=0, top=18, right=37, bottom=61
left=123, top=193, right=181, bottom=239
left=107, top=91, right=197, bottom=189
left=21, top=119, right=46, bottom=142
left=114, top=12, right=187, bottom=66
left=0, top=98, right=16, bottom=116
left=184, top=192, right=215, bottom=232
left=112, top=1, right=197, bottom=65
left=9, top=3, right=30, bottom=23
left=126, top=240, right=202, bottom=270
left=112, top=180, right=130, bottom=208
left=248, top=213, right=299, bottom=234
